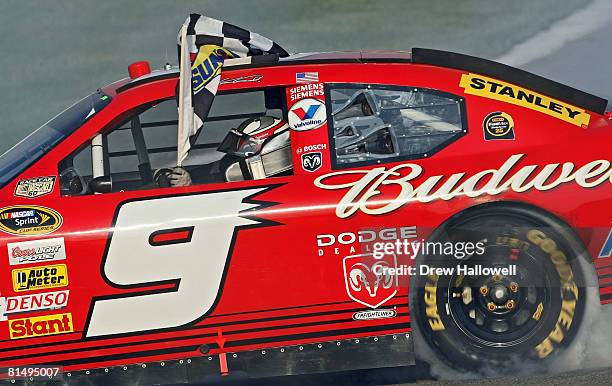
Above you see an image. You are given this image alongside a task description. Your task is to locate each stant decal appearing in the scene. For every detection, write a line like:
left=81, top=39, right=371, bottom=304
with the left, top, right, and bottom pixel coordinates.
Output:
left=483, top=111, right=515, bottom=140
left=288, top=98, right=327, bottom=131
left=12, top=264, right=68, bottom=292
left=7, top=237, right=66, bottom=266
left=0, top=290, right=69, bottom=321
left=289, top=83, right=324, bottom=102
left=14, top=176, right=56, bottom=198
left=8, top=312, right=74, bottom=340
left=459, top=73, right=590, bottom=127
left=301, top=152, right=322, bottom=172
left=0, top=205, right=62, bottom=236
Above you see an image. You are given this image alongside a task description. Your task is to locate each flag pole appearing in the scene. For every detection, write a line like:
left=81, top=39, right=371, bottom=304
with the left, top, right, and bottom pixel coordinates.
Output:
left=177, top=24, right=191, bottom=167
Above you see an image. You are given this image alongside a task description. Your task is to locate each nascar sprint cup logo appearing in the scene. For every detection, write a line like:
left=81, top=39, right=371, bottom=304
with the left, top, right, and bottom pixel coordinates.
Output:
left=0, top=206, right=62, bottom=236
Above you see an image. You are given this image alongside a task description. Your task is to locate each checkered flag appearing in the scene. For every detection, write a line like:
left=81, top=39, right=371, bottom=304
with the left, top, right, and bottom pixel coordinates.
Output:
left=176, top=14, right=289, bottom=165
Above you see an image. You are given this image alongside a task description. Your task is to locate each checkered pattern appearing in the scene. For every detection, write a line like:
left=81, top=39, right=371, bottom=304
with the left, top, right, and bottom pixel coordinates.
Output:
left=176, top=14, right=289, bottom=165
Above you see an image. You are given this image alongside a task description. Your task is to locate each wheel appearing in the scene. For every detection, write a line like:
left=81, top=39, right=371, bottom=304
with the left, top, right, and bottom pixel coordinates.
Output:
left=409, top=204, right=589, bottom=374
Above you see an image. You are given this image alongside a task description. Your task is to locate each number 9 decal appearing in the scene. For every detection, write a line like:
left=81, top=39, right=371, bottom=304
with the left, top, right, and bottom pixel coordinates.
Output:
left=85, top=188, right=267, bottom=338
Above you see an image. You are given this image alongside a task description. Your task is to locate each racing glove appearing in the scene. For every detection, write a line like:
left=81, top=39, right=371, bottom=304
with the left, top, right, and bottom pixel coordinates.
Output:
left=169, top=166, right=192, bottom=187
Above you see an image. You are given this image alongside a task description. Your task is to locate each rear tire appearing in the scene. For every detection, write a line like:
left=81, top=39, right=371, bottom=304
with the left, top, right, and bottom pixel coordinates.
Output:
left=409, top=204, right=590, bottom=375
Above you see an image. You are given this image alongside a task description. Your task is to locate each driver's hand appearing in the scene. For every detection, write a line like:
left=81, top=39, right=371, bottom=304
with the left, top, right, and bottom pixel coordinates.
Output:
left=169, top=166, right=192, bottom=187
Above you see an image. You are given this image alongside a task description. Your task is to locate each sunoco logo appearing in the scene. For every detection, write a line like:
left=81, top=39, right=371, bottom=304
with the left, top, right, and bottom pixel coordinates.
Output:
left=0, top=205, right=62, bottom=236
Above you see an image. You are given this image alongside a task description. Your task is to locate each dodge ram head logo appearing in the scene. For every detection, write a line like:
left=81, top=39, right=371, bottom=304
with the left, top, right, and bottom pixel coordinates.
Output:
left=301, top=152, right=322, bottom=172
left=343, top=253, right=398, bottom=309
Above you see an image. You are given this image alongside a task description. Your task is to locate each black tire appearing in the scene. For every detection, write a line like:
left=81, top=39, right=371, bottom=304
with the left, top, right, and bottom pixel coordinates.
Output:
left=409, top=203, right=589, bottom=373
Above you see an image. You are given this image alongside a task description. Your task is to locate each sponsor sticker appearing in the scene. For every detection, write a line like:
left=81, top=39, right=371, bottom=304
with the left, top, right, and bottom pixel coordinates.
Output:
left=343, top=253, right=399, bottom=309
left=0, top=206, right=62, bottom=236
left=7, top=237, right=66, bottom=266
left=14, top=176, right=56, bottom=198
left=0, top=290, right=69, bottom=321
left=459, top=73, right=589, bottom=127
left=296, top=143, right=327, bottom=155
left=288, top=98, right=327, bottom=131
left=220, top=74, right=262, bottom=85
left=12, top=264, right=68, bottom=292
left=8, top=313, right=74, bottom=340
left=289, top=83, right=324, bottom=102
left=301, top=152, right=322, bottom=172
left=483, top=111, right=515, bottom=140
left=599, top=229, right=612, bottom=258
left=352, top=308, right=397, bottom=321
left=296, top=72, right=319, bottom=84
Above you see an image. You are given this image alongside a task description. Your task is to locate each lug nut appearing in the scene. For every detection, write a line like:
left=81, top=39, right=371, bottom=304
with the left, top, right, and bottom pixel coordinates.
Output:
left=487, top=302, right=497, bottom=312
left=509, top=282, right=519, bottom=293
left=506, top=300, right=515, bottom=310
left=493, top=275, right=502, bottom=282
left=480, top=286, right=489, bottom=296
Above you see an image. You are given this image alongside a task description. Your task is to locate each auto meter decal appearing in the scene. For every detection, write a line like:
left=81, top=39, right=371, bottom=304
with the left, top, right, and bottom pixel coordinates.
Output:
left=483, top=111, right=515, bottom=140
left=460, top=73, right=590, bottom=127
left=14, top=176, right=56, bottom=198
left=0, top=205, right=62, bottom=236
left=12, top=264, right=68, bottom=292
left=288, top=98, right=327, bottom=131
left=315, top=153, right=612, bottom=218
left=343, top=253, right=399, bottom=309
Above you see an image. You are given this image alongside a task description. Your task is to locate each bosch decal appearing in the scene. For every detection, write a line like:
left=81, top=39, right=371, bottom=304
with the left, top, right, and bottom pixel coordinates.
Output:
left=7, top=237, right=66, bottom=266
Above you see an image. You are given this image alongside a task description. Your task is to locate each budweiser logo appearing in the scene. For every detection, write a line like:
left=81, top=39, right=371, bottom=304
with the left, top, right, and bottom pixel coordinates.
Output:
left=314, top=154, right=611, bottom=218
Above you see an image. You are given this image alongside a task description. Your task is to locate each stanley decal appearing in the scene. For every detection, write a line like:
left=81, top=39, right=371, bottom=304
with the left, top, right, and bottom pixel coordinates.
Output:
left=459, top=73, right=590, bottom=127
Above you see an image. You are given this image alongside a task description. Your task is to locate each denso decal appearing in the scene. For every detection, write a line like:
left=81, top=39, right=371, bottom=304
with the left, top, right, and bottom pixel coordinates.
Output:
left=315, top=154, right=612, bottom=218
left=7, top=237, right=66, bottom=266
left=0, top=205, right=62, bottom=236
left=288, top=98, right=327, bottom=131
left=289, top=82, right=323, bottom=102
left=599, top=229, right=612, bottom=258
left=343, top=253, right=398, bottom=309
left=8, top=313, right=74, bottom=340
left=459, top=73, right=589, bottom=127
left=0, top=290, right=69, bottom=321
left=14, top=176, right=56, bottom=198
left=12, top=264, right=68, bottom=292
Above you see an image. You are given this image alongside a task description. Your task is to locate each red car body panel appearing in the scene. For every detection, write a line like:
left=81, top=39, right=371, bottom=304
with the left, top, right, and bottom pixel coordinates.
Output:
left=0, top=52, right=610, bottom=379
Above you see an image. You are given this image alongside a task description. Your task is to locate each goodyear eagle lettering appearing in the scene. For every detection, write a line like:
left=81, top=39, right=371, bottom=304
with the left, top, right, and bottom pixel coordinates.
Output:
left=459, top=73, right=590, bottom=127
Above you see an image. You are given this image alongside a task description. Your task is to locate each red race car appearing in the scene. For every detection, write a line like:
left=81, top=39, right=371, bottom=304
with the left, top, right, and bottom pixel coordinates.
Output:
left=0, top=48, right=611, bottom=384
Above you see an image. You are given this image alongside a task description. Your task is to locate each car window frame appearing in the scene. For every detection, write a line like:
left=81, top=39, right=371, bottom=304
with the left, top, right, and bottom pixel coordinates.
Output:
left=324, top=83, right=468, bottom=170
